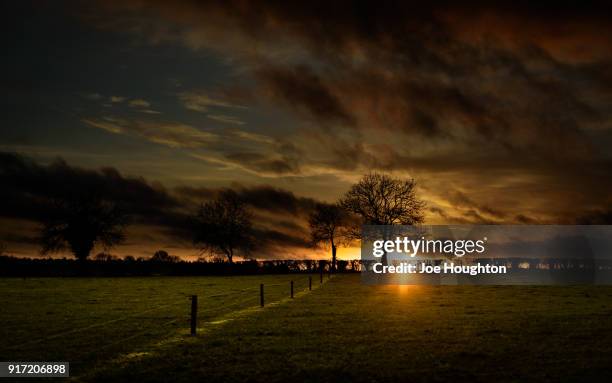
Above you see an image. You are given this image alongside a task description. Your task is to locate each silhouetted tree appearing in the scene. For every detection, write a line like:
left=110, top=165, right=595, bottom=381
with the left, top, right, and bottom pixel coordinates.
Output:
left=193, top=190, right=254, bottom=264
left=340, top=173, right=425, bottom=226
left=150, top=250, right=180, bottom=263
left=340, top=172, right=425, bottom=265
left=309, top=203, right=347, bottom=271
left=39, top=196, right=129, bottom=261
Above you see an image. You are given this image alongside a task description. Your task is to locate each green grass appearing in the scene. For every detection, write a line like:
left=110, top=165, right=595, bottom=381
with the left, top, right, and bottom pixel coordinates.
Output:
left=0, top=275, right=312, bottom=376
left=3, top=275, right=612, bottom=382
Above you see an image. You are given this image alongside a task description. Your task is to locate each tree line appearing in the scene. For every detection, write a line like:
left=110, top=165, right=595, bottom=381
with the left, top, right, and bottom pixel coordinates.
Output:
left=32, top=172, right=426, bottom=267
left=0, top=256, right=362, bottom=277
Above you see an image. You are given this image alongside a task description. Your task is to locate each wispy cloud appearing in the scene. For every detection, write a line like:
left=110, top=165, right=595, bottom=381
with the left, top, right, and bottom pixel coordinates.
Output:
left=57, top=2, right=612, bottom=223
left=230, top=130, right=275, bottom=144
left=128, top=99, right=151, bottom=108
left=179, top=91, right=245, bottom=112
left=207, top=114, right=244, bottom=125
left=82, top=117, right=124, bottom=134
left=110, top=96, right=125, bottom=103
left=83, top=118, right=218, bottom=148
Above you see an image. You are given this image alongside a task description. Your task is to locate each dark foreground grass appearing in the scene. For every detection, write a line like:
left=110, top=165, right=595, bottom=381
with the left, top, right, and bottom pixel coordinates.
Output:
left=3, top=275, right=612, bottom=382
left=0, top=275, right=311, bottom=377
left=82, top=275, right=612, bottom=383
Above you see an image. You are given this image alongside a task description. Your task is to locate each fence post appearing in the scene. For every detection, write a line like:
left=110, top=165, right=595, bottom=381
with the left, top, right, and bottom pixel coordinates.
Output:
left=260, top=283, right=264, bottom=307
left=291, top=281, right=294, bottom=298
left=320, top=267, right=323, bottom=284
left=309, top=276, right=312, bottom=291
left=190, top=295, right=197, bottom=336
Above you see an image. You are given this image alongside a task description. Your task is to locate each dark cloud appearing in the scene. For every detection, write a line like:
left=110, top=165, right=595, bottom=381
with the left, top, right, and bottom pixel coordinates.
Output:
left=428, top=206, right=479, bottom=225
left=79, top=1, right=612, bottom=158
left=576, top=208, right=612, bottom=225
left=224, top=151, right=301, bottom=175
left=252, top=228, right=310, bottom=250
left=0, top=152, right=178, bottom=222
left=176, top=184, right=317, bottom=216
left=0, top=152, right=316, bottom=257
left=448, top=190, right=507, bottom=220
left=236, top=186, right=317, bottom=215
left=5, top=1, right=612, bottom=242
left=94, top=0, right=611, bottom=226
left=258, top=65, right=355, bottom=126
left=515, top=214, right=541, bottom=224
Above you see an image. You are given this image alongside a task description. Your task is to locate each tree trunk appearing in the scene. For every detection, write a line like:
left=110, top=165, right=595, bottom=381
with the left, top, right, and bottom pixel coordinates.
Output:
left=71, top=239, right=93, bottom=263
left=331, top=244, right=337, bottom=273
left=74, top=249, right=90, bottom=276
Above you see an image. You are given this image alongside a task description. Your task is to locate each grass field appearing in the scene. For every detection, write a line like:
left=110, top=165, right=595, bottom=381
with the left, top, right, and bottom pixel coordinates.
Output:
left=0, top=275, right=313, bottom=377
left=2, top=275, right=612, bottom=382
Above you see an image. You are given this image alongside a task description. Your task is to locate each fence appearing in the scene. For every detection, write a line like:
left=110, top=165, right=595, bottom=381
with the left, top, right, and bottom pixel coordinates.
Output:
left=0, top=273, right=334, bottom=369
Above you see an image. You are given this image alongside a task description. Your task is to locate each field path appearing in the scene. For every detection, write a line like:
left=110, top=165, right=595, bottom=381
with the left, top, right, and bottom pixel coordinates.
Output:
left=74, top=275, right=333, bottom=381
left=77, top=275, right=612, bottom=383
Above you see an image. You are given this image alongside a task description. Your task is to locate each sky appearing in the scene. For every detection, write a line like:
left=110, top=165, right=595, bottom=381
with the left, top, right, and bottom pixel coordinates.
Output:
left=1, top=1, right=612, bottom=260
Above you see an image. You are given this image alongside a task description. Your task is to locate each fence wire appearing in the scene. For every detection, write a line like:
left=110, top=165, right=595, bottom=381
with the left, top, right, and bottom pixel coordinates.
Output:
left=1, top=275, right=331, bottom=357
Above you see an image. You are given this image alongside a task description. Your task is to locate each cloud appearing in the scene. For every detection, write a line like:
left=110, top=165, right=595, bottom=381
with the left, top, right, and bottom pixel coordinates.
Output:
left=110, top=96, right=125, bottom=103
left=80, top=2, right=611, bottom=153
left=0, top=152, right=321, bottom=258
left=175, top=184, right=316, bottom=217
left=83, top=117, right=124, bottom=134
left=84, top=92, right=103, bottom=100
left=128, top=98, right=151, bottom=108
left=224, top=151, right=301, bottom=175
left=172, top=131, right=305, bottom=177
left=575, top=207, right=612, bottom=225
left=207, top=114, right=244, bottom=125
left=445, top=190, right=507, bottom=220
left=83, top=118, right=218, bottom=148
left=235, top=185, right=318, bottom=215
left=61, top=2, right=612, bottom=224
left=84, top=115, right=301, bottom=177
left=438, top=3, right=612, bottom=64
left=0, top=152, right=178, bottom=223
left=230, top=130, right=275, bottom=144
left=258, top=65, right=355, bottom=126
left=179, top=91, right=244, bottom=113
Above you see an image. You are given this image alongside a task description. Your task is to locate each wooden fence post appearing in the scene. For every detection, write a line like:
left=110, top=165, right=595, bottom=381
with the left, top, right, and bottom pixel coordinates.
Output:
left=290, top=281, right=294, bottom=298
left=320, top=267, right=323, bottom=284
left=260, top=283, right=264, bottom=307
left=309, top=276, right=312, bottom=291
left=190, top=295, right=197, bottom=336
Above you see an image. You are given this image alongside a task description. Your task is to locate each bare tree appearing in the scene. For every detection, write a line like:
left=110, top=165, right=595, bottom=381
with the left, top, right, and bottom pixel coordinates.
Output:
left=340, top=172, right=425, bottom=226
left=309, top=203, right=347, bottom=271
left=40, top=196, right=129, bottom=261
left=193, top=190, right=254, bottom=264
left=340, top=172, right=425, bottom=264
